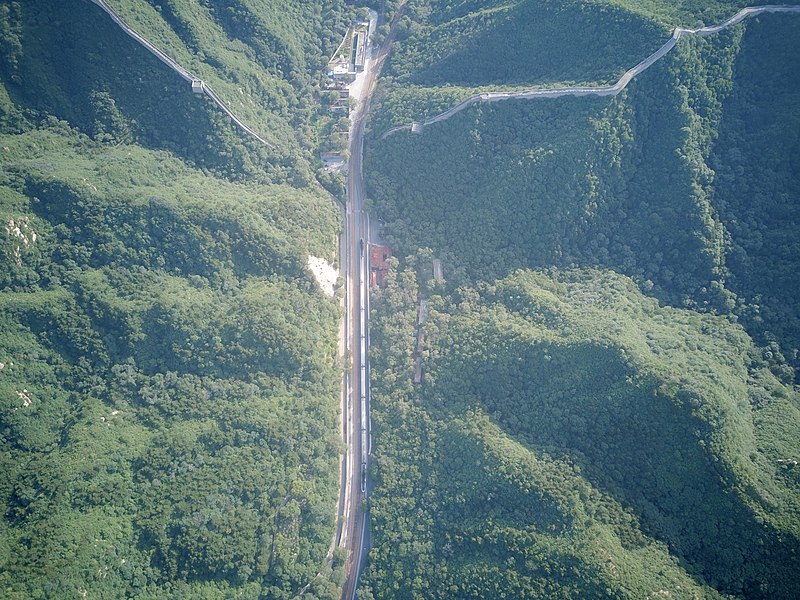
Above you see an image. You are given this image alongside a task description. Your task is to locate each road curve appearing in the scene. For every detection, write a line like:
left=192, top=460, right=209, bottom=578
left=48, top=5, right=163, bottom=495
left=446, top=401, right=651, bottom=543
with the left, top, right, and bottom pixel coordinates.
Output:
left=381, top=4, right=800, bottom=139
left=86, top=0, right=275, bottom=148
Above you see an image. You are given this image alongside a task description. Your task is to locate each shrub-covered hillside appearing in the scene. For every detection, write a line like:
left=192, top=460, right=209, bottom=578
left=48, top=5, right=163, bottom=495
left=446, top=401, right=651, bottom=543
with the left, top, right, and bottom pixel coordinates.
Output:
left=368, top=30, right=740, bottom=305
left=709, top=15, right=800, bottom=385
left=366, top=12, right=800, bottom=377
left=387, top=0, right=666, bottom=87
left=363, top=266, right=800, bottom=600
left=361, top=1, right=800, bottom=599
left=0, top=124, right=345, bottom=600
left=381, top=0, right=795, bottom=88
left=1, top=0, right=358, bottom=183
left=0, top=0, right=351, bottom=598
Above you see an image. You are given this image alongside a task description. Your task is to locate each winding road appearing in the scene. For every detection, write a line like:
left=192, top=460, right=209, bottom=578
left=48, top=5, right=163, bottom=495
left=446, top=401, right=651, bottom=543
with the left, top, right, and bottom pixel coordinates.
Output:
left=381, top=4, right=800, bottom=139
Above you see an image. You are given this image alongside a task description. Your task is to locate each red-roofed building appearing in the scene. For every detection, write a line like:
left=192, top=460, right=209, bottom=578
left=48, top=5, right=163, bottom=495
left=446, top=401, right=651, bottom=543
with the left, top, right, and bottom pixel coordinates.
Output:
left=370, top=244, right=392, bottom=287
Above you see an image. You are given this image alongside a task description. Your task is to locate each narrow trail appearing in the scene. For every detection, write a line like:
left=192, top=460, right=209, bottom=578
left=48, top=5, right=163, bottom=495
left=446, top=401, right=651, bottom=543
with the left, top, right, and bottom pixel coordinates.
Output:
left=381, top=4, right=800, bottom=139
left=87, top=0, right=276, bottom=149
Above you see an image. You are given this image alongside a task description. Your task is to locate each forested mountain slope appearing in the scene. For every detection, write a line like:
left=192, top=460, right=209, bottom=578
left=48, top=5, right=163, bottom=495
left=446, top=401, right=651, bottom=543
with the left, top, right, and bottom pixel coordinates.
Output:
left=370, top=0, right=800, bottom=132
left=363, top=266, right=800, bottom=600
left=387, top=0, right=667, bottom=87
left=709, top=15, right=800, bottom=384
left=388, top=0, right=800, bottom=86
left=1, top=0, right=358, bottom=182
left=0, top=1, right=350, bottom=598
left=366, top=10, right=800, bottom=377
left=361, top=1, right=800, bottom=599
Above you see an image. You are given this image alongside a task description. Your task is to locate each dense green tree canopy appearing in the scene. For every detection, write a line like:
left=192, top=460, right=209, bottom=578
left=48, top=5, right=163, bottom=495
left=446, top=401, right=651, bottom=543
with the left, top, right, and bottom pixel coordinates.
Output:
left=0, top=122, right=345, bottom=599
left=361, top=2, right=800, bottom=599
left=0, top=0, right=351, bottom=598
left=363, top=266, right=800, bottom=599
left=366, top=11, right=800, bottom=377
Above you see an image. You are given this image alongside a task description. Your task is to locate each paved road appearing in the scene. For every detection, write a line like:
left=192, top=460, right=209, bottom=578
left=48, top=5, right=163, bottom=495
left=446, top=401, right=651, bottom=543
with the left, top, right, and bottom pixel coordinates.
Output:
left=381, top=4, right=800, bottom=138
left=340, top=7, right=405, bottom=599
left=88, top=0, right=394, bottom=595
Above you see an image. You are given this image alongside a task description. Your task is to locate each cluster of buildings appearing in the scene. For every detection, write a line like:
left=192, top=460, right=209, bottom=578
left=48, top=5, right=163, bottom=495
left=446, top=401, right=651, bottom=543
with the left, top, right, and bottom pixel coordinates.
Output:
left=326, top=23, right=369, bottom=83
left=328, top=87, right=351, bottom=116
left=320, top=19, right=371, bottom=171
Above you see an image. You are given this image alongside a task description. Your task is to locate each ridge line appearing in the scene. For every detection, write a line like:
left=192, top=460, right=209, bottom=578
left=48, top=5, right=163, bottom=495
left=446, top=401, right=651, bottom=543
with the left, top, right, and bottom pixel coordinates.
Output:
left=87, top=0, right=276, bottom=149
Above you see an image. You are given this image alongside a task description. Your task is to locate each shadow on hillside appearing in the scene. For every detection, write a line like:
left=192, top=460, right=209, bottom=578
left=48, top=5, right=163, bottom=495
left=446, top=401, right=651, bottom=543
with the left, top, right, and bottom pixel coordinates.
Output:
left=404, top=0, right=666, bottom=87
left=431, top=339, right=800, bottom=598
